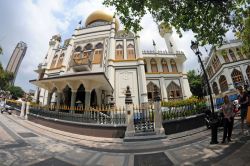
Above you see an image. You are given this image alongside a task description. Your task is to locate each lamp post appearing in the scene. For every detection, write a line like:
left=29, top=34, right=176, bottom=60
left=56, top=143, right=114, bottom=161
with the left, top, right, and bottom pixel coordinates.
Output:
left=190, top=41, right=218, bottom=144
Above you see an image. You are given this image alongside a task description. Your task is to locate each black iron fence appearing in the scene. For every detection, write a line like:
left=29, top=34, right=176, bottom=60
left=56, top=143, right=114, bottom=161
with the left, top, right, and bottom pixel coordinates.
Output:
left=161, top=103, right=207, bottom=120
left=133, top=105, right=154, bottom=133
left=29, top=104, right=126, bottom=125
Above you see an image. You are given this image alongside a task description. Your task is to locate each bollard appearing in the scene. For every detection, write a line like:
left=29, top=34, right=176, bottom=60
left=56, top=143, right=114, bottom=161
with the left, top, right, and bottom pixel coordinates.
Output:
left=25, top=102, right=30, bottom=120
left=20, top=101, right=26, bottom=118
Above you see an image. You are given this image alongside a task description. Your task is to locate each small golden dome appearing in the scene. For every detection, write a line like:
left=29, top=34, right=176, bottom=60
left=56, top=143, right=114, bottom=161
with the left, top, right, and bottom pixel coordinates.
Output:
left=85, top=10, right=119, bottom=31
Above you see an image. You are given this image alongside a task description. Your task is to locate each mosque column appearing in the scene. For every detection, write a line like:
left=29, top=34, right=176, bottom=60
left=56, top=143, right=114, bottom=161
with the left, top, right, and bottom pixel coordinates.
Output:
left=56, top=91, right=63, bottom=111
left=107, top=17, right=116, bottom=88
left=70, top=90, right=77, bottom=109
left=239, top=65, right=248, bottom=83
left=179, top=77, right=186, bottom=99
left=224, top=68, right=234, bottom=90
left=160, top=77, right=168, bottom=101
left=135, top=35, right=148, bottom=103
left=215, top=78, right=221, bottom=94
left=85, top=90, right=91, bottom=108
left=157, top=59, right=163, bottom=73
left=123, top=39, right=127, bottom=60
left=95, top=89, right=102, bottom=106
left=47, top=91, right=53, bottom=106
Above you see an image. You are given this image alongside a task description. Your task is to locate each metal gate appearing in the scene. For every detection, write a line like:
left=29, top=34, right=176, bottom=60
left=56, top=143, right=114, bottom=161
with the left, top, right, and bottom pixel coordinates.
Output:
left=133, top=105, right=154, bottom=133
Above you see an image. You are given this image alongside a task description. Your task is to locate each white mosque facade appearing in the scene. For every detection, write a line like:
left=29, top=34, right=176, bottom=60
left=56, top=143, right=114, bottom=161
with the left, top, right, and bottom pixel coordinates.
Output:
left=30, top=10, right=192, bottom=108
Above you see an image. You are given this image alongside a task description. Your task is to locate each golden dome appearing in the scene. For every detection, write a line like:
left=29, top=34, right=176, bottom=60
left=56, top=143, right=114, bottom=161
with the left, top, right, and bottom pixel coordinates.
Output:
left=85, top=10, right=119, bottom=31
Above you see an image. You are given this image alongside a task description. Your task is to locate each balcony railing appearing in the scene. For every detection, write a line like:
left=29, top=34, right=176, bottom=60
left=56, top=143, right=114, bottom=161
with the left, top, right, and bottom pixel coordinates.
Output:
left=70, top=57, right=92, bottom=71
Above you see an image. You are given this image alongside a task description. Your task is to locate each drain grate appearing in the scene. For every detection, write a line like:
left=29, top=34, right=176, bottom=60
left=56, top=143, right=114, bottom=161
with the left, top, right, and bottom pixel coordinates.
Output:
left=30, top=157, right=74, bottom=166
left=18, top=132, right=38, bottom=138
left=134, top=152, right=173, bottom=166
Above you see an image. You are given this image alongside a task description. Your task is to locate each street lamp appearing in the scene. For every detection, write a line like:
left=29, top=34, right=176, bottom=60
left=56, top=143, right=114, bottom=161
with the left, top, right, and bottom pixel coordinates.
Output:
left=190, top=41, right=218, bottom=144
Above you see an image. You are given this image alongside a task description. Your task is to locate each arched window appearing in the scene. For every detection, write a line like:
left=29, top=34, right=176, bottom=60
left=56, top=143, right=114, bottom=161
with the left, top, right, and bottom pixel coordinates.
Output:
left=161, top=59, right=169, bottom=73
left=231, top=69, right=244, bottom=85
left=73, top=46, right=82, bottom=60
left=150, top=59, right=158, bottom=72
left=83, top=43, right=93, bottom=59
left=93, top=43, right=103, bottom=64
left=56, top=53, right=64, bottom=67
left=144, top=60, right=148, bottom=73
left=219, top=75, right=228, bottom=92
left=115, top=44, right=124, bottom=60
left=170, top=59, right=178, bottom=72
left=167, top=81, right=182, bottom=100
left=246, top=66, right=250, bottom=82
left=207, top=66, right=214, bottom=78
left=147, top=82, right=160, bottom=102
left=212, top=82, right=219, bottom=95
left=236, top=48, right=244, bottom=60
left=212, top=55, right=221, bottom=71
left=50, top=55, right=58, bottom=68
left=229, top=49, right=237, bottom=61
left=127, top=44, right=135, bottom=60
left=221, top=50, right=230, bottom=63
left=75, top=46, right=82, bottom=52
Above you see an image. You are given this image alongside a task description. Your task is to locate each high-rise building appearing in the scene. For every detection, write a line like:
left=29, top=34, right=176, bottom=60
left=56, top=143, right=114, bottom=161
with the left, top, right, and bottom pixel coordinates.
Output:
left=6, top=41, right=27, bottom=85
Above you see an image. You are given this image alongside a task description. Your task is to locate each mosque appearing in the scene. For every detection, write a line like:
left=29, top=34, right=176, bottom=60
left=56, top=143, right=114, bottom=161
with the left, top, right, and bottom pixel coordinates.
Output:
left=30, top=10, right=192, bottom=108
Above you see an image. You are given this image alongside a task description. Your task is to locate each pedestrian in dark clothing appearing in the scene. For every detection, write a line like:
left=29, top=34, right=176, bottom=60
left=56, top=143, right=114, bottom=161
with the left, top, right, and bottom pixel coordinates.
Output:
left=221, top=95, right=234, bottom=143
left=238, top=86, right=249, bottom=134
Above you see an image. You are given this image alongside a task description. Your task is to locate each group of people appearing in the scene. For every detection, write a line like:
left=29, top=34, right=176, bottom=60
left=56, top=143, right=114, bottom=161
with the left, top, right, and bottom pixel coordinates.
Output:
left=221, top=85, right=250, bottom=143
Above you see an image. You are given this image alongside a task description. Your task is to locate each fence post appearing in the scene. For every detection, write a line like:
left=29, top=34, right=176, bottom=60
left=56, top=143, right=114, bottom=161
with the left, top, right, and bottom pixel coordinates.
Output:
left=124, top=86, right=135, bottom=137
left=153, top=85, right=165, bottom=135
left=20, top=100, right=26, bottom=117
left=25, top=102, right=30, bottom=120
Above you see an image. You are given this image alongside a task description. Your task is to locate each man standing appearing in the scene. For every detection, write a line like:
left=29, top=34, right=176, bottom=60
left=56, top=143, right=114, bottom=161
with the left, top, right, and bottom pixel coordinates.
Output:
left=238, top=86, right=249, bottom=134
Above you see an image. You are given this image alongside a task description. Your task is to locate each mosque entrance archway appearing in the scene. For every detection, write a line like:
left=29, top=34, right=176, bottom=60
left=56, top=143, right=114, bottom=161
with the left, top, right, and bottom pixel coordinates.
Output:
left=63, top=85, right=72, bottom=107
left=90, top=89, right=97, bottom=108
left=76, top=84, right=85, bottom=108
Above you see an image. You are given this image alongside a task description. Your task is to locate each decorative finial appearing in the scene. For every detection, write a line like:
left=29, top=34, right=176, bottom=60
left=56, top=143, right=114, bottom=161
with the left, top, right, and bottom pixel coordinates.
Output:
left=153, top=40, right=156, bottom=46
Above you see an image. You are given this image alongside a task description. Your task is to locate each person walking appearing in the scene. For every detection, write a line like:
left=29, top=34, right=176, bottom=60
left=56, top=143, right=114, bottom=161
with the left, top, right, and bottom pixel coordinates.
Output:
left=238, top=86, right=249, bottom=134
left=0, top=97, right=6, bottom=113
left=221, top=95, right=234, bottom=143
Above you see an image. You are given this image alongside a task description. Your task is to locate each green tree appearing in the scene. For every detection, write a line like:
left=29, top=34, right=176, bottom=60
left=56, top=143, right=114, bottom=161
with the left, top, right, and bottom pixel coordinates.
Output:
left=7, top=85, right=24, bottom=99
left=236, top=13, right=250, bottom=57
left=0, top=46, right=2, bottom=55
left=187, top=70, right=204, bottom=98
left=103, top=0, right=249, bottom=47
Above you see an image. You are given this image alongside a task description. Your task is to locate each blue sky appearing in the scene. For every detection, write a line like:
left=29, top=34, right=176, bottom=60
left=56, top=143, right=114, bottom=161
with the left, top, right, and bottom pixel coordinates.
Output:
left=0, top=0, right=235, bottom=92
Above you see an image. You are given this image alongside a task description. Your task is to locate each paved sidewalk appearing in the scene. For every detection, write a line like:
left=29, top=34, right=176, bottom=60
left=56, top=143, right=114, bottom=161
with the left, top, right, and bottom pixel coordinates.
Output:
left=0, top=113, right=249, bottom=166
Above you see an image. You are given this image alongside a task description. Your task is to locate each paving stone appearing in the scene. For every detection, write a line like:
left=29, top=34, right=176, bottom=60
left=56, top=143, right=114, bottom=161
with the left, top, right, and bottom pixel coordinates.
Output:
left=18, top=132, right=38, bottom=138
left=30, top=157, right=75, bottom=166
left=97, top=154, right=126, bottom=166
left=134, top=152, right=173, bottom=166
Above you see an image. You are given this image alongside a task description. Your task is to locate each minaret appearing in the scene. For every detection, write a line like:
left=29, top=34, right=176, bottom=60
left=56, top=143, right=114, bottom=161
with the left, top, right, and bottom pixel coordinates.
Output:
left=158, top=23, right=177, bottom=53
left=107, top=16, right=116, bottom=88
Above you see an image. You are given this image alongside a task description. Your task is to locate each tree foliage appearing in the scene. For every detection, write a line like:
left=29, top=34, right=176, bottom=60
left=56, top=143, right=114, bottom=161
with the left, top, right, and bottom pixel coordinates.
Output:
left=6, top=85, right=24, bottom=99
left=187, top=70, right=204, bottom=98
left=0, top=63, right=14, bottom=90
left=236, top=12, right=250, bottom=56
left=103, top=0, right=249, bottom=47
left=0, top=46, right=13, bottom=90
